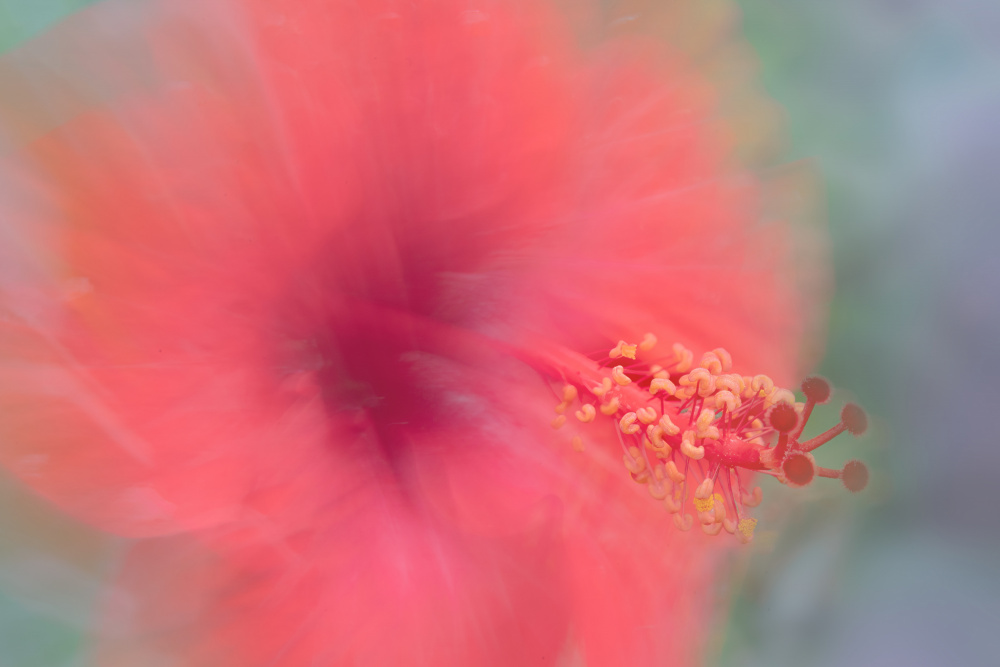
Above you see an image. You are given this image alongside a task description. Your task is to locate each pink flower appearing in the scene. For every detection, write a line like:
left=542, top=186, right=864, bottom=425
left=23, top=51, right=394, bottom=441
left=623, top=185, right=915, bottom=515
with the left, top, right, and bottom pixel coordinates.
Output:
left=0, top=0, right=849, bottom=664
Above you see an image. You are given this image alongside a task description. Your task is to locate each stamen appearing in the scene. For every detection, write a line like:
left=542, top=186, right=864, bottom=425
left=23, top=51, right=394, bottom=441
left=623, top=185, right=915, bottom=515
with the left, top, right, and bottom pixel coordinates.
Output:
left=638, top=333, right=657, bottom=352
left=619, top=412, right=641, bottom=435
left=799, top=403, right=868, bottom=452
left=680, top=430, right=705, bottom=460
left=650, top=378, right=676, bottom=395
left=599, top=397, right=621, bottom=415
left=609, top=340, right=637, bottom=360
left=527, top=336, right=871, bottom=542
left=636, top=407, right=658, bottom=424
left=611, top=365, right=632, bottom=386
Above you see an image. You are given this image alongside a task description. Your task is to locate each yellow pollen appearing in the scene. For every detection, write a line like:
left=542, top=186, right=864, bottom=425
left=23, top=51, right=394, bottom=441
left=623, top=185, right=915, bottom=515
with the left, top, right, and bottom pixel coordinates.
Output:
left=575, top=404, right=596, bottom=423
left=693, top=496, right=714, bottom=513
left=681, top=430, right=705, bottom=460
left=611, top=365, right=632, bottom=386
left=737, top=517, right=758, bottom=544
left=619, top=412, right=641, bottom=435
left=599, top=397, right=620, bottom=415
left=636, top=406, right=658, bottom=424
left=639, top=333, right=657, bottom=351
left=571, top=435, right=585, bottom=452
left=650, top=378, right=676, bottom=395
left=609, top=340, right=637, bottom=360
left=551, top=415, right=567, bottom=429
left=562, top=384, right=579, bottom=403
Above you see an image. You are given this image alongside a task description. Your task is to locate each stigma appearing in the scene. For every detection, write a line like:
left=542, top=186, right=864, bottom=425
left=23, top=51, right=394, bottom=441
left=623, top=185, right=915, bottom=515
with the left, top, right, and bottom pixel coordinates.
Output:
left=538, top=336, right=869, bottom=543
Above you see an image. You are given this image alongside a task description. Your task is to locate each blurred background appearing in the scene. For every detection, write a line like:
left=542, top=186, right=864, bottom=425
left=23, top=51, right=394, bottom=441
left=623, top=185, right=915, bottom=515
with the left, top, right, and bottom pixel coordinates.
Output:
left=0, top=0, right=997, bottom=665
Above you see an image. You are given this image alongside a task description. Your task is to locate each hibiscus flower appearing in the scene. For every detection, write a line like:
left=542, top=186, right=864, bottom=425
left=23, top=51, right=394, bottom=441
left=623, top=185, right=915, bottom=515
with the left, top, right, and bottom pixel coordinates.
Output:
left=0, top=0, right=862, bottom=664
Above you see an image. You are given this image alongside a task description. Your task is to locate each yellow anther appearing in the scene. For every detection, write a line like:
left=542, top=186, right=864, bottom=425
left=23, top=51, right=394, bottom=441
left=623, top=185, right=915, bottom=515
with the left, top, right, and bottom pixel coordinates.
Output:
left=699, top=351, right=725, bottom=375
left=571, top=435, right=585, bottom=452
left=742, top=486, right=763, bottom=508
left=714, top=374, right=744, bottom=396
left=551, top=415, right=567, bottom=429
left=647, top=480, right=669, bottom=500
left=714, top=390, right=740, bottom=412
left=751, top=374, right=775, bottom=397
left=673, top=513, right=693, bottom=531
left=611, top=365, right=632, bottom=386
left=646, top=424, right=667, bottom=450
left=695, top=477, right=714, bottom=500
left=664, top=494, right=682, bottom=514
left=737, top=517, right=757, bottom=544
left=673, top=385, right=695, bottom=401
left=681, top=367, right=716, bottom=397
left=750, top=418, right=763, bottom=430
left=696, top=408, right=716, bottom=432
left=681, top=431, right=705, bottom=460
left=592, top=377, right=613, bottom=398
left=609, top=340, right=638, bottom=360
left=636, top=406, right=658, bottom=425
left=554, top=402, right=568, bottom=414
left=599, top=397, right=621, bottom=415
left=575, top=404, right=596, bottom=423
left=694, top=409, right=720, bottom=440
left=665, top=460, right=685, bottom=484
left=659, top=414, right=681, bottom=436
left=765, top=388, right=796, bottom=409
left=649, top=364, right=669, bottom=379
left=639, top=333, right=657, bottom=351
left=562, top=384, right=578, bottom=403
left=623, top=446, right=646, bottom=475
left=650, top=378, right=676, bottom=396
left=619, top=412, right=641, bottom=435
left=712, top=494, right=727, bottom=523
left=711, top=348, right=733, bottom=372
left=701, top=522, right=723, bottom=536
left=672, top=343, right=694, bottom=372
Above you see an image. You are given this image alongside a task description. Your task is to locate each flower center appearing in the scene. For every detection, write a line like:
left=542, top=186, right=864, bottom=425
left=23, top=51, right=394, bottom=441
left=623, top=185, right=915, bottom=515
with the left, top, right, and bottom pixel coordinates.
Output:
left=527, top=335, right=870, bottom=543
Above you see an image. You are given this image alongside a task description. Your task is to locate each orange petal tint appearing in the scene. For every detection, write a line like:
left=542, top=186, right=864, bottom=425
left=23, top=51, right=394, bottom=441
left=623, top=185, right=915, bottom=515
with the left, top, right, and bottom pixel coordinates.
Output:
left=0, top=0, right=849, bottom=665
